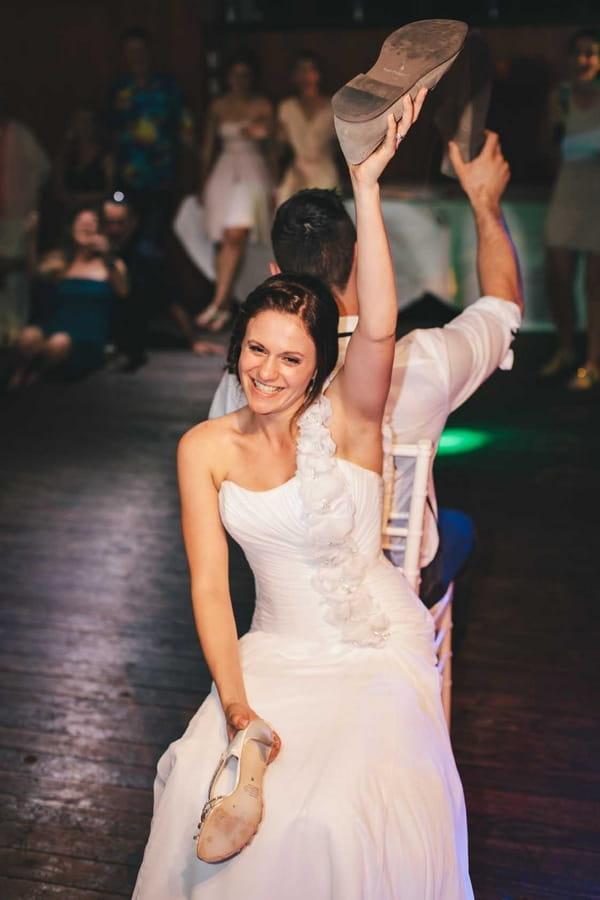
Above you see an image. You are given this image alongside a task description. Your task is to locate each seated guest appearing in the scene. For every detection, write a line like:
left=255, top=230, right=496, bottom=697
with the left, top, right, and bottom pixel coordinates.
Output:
left=101, top=194, right=223, bottom=367
left=54, top=108, right=115, bottom=214
left=9, top=205, right=127, bottom=386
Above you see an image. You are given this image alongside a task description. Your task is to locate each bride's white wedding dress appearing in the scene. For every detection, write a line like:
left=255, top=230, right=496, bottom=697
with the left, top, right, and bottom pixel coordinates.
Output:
left=133, top=396, right=473, bottom=899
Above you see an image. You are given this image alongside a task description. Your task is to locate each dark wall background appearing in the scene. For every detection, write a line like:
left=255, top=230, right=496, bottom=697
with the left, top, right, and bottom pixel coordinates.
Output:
left=220, top=22, right=588, bottom=185
left=0, top=0, right=207, bottom=160
left=0, top=0, right=597, bottom=189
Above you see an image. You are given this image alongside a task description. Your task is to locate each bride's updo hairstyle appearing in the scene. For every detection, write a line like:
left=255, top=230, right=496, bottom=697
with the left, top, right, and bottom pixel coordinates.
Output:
left=227, top=273, right=339, bottom=416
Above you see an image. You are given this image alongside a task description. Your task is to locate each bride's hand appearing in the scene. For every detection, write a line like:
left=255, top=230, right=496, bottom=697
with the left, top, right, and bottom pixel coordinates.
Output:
left=224, top=702, right=282, bottom=763
left=349, top=86, right=428, bottom=186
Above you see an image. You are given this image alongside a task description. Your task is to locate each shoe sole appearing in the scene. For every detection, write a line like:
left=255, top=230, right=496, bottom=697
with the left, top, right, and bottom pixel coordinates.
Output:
left=332, top=19, right=468, bottom=164
left=434, top=30, right=492, bottom=176
left=196, top=736, right=271, bottom=863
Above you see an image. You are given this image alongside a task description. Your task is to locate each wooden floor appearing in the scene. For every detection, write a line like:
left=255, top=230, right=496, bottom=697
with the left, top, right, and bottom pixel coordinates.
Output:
left=0, top=334, right=598, bottom=899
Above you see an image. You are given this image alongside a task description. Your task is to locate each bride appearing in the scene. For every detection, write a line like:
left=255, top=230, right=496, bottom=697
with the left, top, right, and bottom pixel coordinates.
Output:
left=133, top=92, right=473, bottom=899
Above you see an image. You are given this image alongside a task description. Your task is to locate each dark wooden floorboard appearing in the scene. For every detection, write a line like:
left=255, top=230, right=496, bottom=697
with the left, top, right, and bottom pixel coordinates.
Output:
left=0, top=847, right=135, bottom=895
left=1, top=337, right=598, bottom=899
left=0, top=876, right=128, bottom=899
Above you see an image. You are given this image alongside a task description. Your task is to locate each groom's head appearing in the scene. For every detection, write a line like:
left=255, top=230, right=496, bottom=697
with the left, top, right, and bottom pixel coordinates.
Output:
left=270, top=189, right=357, bottom=295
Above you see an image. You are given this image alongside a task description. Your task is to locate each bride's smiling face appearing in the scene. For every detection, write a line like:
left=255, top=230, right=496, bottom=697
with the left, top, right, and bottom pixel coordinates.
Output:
left=238, top=310, right=317, bottom=414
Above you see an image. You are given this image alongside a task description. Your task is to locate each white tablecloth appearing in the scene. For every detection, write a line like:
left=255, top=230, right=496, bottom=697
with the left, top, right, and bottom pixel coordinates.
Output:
left=173, top=192, right=586, bottom=332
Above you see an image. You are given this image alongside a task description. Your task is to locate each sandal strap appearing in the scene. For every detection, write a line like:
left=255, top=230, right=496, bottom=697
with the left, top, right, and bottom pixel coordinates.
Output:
left=206, top=719, right=275, bottom=803
left=199, top=304, right=219, bottom=323
left=207, top=748, right=234, bottom=800
left=206, top=308, right=232, bottom=332
left=200, top=795, right=222, bottom=823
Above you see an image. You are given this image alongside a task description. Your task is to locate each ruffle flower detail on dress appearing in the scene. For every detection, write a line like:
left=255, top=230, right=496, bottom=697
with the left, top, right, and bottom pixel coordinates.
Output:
left=296, top=395, right=390, bottom=648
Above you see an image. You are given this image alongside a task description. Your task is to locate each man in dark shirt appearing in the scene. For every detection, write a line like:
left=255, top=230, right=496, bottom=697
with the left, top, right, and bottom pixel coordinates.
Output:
left=102, top=196, right=223, bottom=368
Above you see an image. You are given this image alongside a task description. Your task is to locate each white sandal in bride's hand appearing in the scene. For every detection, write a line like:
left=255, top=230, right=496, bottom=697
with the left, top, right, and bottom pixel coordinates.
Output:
left=195, top=717, right=277, bottom=863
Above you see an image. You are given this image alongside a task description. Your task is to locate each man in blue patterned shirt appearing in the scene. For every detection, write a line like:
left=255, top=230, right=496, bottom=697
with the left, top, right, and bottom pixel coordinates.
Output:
left=108, top=27, right=192, bottom=249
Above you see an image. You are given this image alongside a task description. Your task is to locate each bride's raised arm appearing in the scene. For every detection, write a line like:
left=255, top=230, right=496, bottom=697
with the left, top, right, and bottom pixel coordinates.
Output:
left=329, top=91, right=426, bottom=430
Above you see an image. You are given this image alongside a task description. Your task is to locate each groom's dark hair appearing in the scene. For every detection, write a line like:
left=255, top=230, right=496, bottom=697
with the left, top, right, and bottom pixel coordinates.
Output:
left=271, top=189, right=356, bottom=293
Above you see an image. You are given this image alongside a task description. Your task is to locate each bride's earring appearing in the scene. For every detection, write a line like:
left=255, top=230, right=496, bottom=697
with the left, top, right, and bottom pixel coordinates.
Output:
left=307, top=371, right=317, bottom=393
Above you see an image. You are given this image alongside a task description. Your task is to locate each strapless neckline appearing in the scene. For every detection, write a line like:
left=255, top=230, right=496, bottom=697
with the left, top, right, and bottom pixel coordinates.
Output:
left=219, top=396, right=390, bottom=649
left=219, top=457, right=381, bottom=496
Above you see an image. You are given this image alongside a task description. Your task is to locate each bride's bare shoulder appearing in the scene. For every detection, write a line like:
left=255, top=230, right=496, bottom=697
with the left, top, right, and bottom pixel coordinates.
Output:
left=178, top=410, right=246, bottom=472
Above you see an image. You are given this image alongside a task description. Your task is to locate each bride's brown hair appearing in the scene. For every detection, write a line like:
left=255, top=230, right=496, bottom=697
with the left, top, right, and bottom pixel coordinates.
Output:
left=226, top=274, right=339, bottom=419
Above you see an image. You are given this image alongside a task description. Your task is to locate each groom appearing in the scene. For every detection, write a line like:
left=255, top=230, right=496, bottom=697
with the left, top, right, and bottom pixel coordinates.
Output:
left=209, top=133, right=523, bottom=624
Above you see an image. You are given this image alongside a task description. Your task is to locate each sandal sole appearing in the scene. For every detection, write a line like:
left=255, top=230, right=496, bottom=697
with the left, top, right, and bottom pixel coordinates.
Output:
left=197, top=734, right=271, bottom=863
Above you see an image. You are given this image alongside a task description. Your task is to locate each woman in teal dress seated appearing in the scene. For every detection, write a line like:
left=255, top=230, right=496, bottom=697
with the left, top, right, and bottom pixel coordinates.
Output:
left=9, top=205, right=128, bottom=386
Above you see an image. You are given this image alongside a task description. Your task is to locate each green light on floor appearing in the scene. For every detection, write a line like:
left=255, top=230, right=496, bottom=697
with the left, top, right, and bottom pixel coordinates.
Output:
left=438, top=428, right=490, bottom=455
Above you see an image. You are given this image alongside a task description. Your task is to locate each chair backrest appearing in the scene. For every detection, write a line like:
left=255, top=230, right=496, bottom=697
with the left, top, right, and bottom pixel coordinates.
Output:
left=381, top=438, right=434, bottom=592
left=381, top=438, right=453, bottom=731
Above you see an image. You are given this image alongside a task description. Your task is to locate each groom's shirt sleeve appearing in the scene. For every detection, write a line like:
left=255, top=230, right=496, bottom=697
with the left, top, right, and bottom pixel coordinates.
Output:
left=208, top=372, right=246, bottom=419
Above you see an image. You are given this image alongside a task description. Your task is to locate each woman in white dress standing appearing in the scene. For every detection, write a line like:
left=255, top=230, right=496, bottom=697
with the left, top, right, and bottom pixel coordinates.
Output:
left=133, top=92, right=474, bottom=899
left=276, top=51, right=341, bottom=207
left=197, top=51, right=274, bottom=333
left=541, top=28, right=600, bottom=389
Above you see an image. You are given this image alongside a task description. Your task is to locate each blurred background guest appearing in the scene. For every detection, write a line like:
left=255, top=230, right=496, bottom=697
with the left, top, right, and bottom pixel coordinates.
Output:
left=8, top=205, right=127, bottom=387
left=106, top=27, right=219, bottom=360
left=107, top=27, right=192, bottom=251
left=276, top=50, right=341, bottom=206
left=195, top=49, right=274, bottom=333
left=54, top=108, right=114, bottom=216
left=101, top=193, right=222, bottom=368
left=541, top=27, right=600, bottom=389
left=0, top=98, right=50, bottom=346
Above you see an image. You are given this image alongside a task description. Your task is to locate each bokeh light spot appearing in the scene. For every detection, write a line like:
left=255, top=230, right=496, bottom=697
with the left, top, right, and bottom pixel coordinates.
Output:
left=438, top=428, right=490, bottom=455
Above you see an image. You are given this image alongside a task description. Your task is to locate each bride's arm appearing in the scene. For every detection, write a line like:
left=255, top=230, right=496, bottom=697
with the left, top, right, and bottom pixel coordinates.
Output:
left=177, top=424, right=251, bottom=737
left=330, top=92, right=426, bottom=429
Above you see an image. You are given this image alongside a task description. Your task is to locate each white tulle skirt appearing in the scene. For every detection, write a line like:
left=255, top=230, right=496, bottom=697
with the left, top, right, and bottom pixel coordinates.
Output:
left=133, top=397, right=473, bottom=899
